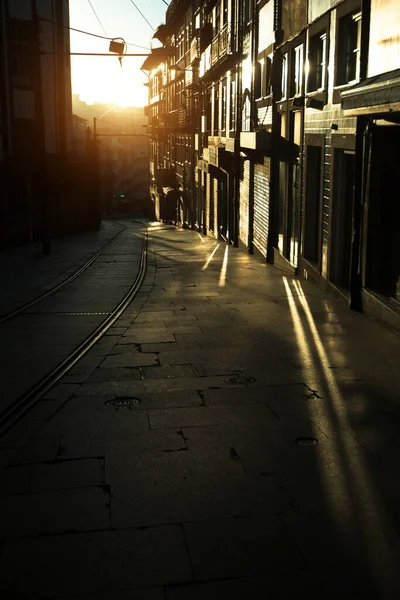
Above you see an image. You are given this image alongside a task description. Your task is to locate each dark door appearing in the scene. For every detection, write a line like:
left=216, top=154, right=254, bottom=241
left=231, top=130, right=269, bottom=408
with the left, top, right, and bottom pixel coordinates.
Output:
left=330, top=149, right=355, bottom=290
left=304, top=145, right=323, bottom=268
left=367, top=124, right=400, bottom=301
left=218, top=176, right=228, bottom=240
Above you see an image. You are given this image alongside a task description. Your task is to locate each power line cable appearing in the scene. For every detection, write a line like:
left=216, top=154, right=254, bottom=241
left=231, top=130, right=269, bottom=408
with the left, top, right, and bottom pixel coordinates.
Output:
left=39, top=16, right=151, bottom=50
left=128, top=0, right=155, bottom=31
left=87, top=0, right=108, bottom=37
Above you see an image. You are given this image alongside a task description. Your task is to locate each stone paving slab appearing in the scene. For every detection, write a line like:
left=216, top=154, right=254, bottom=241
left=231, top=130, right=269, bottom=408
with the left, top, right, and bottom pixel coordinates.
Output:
left=118, top=332, right=176, bottom=344
left=0, top=526, right=192, bottom=597
left=142, top=364, right=196, bottom=379
left=85, top=367, right=142, bottom=382
left=0, top=486, right=109, bottom=539
left=61, top=588, right=164, bottom=600
left=62, top=426, right=192, bottom=459
left=0, top=457, right=104, bottom=494
left=108, top=450, right=288, bottom=528
left=183, top=516, right=305, bottom=581
left=147, top=404, right=276, bottom=430
left=140, top=341, right=202, bottom=353
left=165, top=568, right=378, bottom=600
left=99, top=353, right=158, bottom=368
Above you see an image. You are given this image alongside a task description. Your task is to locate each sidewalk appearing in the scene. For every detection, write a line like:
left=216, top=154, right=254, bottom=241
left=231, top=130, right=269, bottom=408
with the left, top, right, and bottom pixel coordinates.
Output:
left=0, top=220, right=123, bottom=317
left=1, top=222, right=400, bottom=599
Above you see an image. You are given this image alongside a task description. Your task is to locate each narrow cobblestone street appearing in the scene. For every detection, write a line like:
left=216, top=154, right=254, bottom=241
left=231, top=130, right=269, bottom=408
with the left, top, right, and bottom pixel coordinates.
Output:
left=1, top=221, right=400, bottom=599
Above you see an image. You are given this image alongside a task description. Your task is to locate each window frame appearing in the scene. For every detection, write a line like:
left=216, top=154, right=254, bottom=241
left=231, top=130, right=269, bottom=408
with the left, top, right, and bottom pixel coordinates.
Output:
left=308, top=31, right=327, bottom=92
left=336, top=10, right=362, bottom=86
left=292, top=44, right=304, bottom=98
left=281, top=53, right=288, bottom=100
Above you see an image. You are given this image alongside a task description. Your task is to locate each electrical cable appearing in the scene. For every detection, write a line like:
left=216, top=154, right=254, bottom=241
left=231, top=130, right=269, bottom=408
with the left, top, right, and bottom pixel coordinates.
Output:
left=39, top=17, right=151, bottom=50
left=97, top=104, right=119, bottom=120
left=128, top=0, right=155, bottom=31
left=87, top=0, right=108, bottom=37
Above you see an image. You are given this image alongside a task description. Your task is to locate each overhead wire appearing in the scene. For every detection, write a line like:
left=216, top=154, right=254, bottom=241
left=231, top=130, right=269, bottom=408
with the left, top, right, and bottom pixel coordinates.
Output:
left=87, top=0, right=108, bottom=37
left=39, top=17, right=151, bottom=50
left=128, top=0, right=155, bottom=31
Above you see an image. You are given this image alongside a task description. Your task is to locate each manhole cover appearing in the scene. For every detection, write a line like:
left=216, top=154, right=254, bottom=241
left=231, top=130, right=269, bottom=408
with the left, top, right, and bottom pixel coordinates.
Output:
left=295, top=437, right=319, bottom=446
left=225, top=376, right=255, bottom=385
left=105, top=397, right=141, bottom=408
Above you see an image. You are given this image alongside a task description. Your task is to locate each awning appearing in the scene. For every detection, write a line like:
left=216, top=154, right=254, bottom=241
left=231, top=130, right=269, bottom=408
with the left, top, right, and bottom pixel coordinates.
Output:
left=341, top=68, right=400, bottom=114
left=140, top=48, right=170, bottom=72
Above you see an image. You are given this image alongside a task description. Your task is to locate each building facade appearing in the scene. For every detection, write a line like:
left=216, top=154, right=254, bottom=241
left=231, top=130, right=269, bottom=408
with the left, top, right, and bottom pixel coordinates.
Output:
left=143, top=0, right=400, bottom=329
left=0, top=0, right=98, bottom=249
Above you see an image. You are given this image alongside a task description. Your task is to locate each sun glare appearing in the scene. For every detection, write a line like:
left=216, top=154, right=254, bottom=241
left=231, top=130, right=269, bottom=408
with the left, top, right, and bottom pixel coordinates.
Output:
left=70, top=53, right=148, bottom=107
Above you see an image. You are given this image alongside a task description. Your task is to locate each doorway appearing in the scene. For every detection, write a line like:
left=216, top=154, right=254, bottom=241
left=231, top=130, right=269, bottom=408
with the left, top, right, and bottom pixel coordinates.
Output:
left=330, top=149, right=355, bottom=290
left=304, top=145, right=323, bottom=268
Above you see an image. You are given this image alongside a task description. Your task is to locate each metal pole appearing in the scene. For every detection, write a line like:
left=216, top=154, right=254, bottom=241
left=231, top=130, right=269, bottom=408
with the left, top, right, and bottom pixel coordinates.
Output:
left=32, top=0, right=50, bottom=254
left=92, top=117, right=101, bottom=227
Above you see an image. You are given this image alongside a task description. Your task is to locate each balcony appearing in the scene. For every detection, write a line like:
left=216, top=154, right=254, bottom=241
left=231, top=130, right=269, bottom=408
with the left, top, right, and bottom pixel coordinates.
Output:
left=211, top=23, right=230, bottom=66
left=190, top=34, right=201, bottom=64
left=200, top=23, right=239, bottom=80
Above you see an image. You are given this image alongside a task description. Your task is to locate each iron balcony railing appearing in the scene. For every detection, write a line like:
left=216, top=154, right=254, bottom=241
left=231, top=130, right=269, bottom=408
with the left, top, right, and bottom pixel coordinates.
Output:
left=211, top=23, right=233, bottom=66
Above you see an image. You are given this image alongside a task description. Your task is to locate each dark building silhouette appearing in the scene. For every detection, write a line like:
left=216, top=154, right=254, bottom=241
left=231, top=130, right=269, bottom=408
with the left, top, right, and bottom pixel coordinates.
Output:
left=0, top=0, right=99, bottom=249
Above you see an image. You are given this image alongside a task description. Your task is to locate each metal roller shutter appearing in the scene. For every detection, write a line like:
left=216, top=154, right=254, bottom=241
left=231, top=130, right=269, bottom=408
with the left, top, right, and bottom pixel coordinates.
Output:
left=253, top=158, right=270, bottom=258
left=239, top=160, right=250, bottom=247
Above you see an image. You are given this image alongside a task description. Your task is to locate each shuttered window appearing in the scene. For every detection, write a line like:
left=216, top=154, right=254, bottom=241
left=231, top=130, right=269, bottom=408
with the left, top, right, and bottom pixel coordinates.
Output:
left=253, top=158, right=271, bottom=257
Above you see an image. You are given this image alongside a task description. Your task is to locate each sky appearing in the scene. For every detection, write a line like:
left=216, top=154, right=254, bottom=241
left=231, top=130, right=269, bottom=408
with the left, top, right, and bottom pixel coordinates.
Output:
left=69, top=0, right=168, bottom=107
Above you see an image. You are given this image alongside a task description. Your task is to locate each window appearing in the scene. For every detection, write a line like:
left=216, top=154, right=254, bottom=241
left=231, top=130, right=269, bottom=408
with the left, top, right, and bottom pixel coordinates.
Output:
left=262, top=55, right=272, bottom=97
left=213, top=84, right=219, bottom=134
left=281, top=53, right=288, bottom=99
left=214, top=3, right=221, bottom=36
left=308, top=32, right=327, bottom=91
left=229, top=79, right=236, bottom=131
left=337, top=11, right=361, bottom=84
left=222, top=0, right=228, bottom=25
left=221, top=81, right=227, bottom=132
left=255, top=56, right=272, bottom=99
left=243, top=0, right=251, bottom=25
left=10, top=21, right=32, bottom=87
left=242, top=93, right=251, bottom=131
left=292, top=45, right=304, bottom=97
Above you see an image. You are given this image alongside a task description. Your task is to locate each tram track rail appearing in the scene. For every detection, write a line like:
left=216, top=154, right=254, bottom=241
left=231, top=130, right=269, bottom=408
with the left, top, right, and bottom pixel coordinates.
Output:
left=0, top=223, right=126, bottom=325
left=0, top=223, right=148, bottom=436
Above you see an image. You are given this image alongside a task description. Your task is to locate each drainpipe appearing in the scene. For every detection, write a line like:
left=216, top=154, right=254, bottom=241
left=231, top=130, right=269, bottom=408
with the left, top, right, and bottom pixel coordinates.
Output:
left=267, top=0, right=282, bottom=264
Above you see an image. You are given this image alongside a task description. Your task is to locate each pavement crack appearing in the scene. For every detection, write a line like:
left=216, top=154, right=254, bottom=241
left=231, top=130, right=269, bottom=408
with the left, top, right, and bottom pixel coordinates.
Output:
left=266, top=404, right=280, bottom=420
left=191, top=364, right=200, bottom=377
left=229, top=446, right=240, bottom=461
left=304, top=387, right=323, bottom=400
left=177, top=428, right=189, bottom=449
left=180, top=523, right=195, bottom=582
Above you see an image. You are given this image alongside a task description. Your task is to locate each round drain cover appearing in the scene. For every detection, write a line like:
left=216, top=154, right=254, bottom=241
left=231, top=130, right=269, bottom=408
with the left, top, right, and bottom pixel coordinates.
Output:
left=295, top=437, right=319, bottom=446
left=225, top=376, right=255, bottom=385
left=105, top=397, right=141, bottom=408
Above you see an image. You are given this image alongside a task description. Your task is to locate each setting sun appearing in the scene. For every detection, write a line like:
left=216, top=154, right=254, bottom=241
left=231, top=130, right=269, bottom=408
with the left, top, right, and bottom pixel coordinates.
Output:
left=70, top=54, right=149, bottom=107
